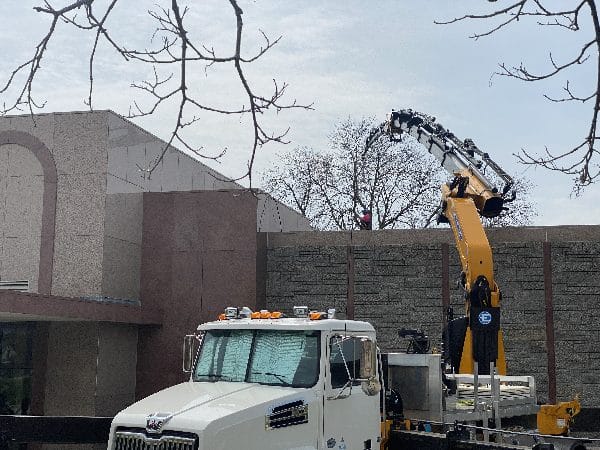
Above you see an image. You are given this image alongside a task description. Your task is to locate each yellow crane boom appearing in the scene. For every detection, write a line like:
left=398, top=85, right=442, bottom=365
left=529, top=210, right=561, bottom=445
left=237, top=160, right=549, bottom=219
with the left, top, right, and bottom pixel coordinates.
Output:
left=368, top=109, right=515, bottom=375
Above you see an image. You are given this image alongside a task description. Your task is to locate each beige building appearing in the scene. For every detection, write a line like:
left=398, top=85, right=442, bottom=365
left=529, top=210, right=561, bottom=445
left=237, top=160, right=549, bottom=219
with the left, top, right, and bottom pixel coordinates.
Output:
left=0, top=110, right=310, bottom=431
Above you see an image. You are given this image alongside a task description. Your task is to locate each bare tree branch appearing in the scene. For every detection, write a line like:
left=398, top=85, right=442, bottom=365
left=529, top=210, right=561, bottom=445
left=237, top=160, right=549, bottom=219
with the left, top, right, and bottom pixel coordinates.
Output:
left=0, top=0, right=311, bottom=185
left=439, top=0, right=600, bottom=192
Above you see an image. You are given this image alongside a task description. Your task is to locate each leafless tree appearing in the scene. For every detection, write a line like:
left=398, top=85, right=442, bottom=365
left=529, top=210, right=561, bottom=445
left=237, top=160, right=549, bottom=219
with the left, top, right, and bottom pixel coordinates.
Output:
left=438, top=1, right=600, bottom=193
left=264, top=118, right=537, bottom=230
left=0, top=0, right=311, bottom=184
left=263, top=118, right=447, bottom=230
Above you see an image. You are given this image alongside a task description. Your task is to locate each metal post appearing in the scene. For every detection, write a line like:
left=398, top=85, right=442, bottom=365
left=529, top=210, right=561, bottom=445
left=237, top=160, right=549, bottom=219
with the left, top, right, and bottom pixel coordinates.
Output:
left=473, top=362, right=479, bottom=413
left=482, top=406, right=490, bottom=442
left=491, top=362, right=502, bottom=444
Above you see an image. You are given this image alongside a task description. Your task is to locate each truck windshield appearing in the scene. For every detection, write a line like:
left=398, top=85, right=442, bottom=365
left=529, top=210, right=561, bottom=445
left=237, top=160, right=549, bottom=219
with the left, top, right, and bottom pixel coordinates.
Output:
left=193, top=329, right=320, bottom=388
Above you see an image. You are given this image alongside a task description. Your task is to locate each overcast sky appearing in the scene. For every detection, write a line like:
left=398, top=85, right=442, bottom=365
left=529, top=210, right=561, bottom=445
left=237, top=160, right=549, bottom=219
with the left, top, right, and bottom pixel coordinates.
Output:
left=0, top=1, right=598, bottom=226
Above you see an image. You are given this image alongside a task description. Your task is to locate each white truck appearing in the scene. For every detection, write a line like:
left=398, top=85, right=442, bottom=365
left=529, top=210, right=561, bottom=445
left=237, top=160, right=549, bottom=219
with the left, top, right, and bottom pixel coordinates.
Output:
left=108, top=307, right=383, bottom=450
left=107, top=306, right=590, bottom=450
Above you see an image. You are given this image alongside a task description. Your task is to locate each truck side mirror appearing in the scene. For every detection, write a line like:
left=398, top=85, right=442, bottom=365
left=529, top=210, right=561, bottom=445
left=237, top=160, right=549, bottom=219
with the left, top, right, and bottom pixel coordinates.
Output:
left=183, top=334, right=200, bottom=373
left=360, top=338, right=381, bottom=396
left=359, top=338, right=377, bottom=380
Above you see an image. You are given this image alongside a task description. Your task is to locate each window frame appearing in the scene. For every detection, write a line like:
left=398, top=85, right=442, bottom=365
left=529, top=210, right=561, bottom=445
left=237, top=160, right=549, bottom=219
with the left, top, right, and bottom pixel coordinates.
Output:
left=328, top=335, right=363, bottom=389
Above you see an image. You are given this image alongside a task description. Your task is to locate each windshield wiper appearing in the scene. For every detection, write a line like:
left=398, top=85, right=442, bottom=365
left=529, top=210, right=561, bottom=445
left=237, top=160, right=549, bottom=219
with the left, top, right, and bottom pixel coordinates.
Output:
left=251, top=371, right=292, bottom=386
left=196, top=373, right=228, bottom=382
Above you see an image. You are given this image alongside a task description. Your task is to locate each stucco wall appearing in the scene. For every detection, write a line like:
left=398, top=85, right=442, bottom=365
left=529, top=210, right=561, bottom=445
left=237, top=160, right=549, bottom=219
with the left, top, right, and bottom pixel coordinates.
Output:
left=264, top=226, right=600, bottom=407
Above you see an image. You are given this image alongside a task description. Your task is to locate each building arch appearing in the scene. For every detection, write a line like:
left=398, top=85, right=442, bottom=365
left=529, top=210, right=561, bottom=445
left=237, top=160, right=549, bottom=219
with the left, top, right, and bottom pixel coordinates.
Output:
left=0, top=131, right=57, bottom=295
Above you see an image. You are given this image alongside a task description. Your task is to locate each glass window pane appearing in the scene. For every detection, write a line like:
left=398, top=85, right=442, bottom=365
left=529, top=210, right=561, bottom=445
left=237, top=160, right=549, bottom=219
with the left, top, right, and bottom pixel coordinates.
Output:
left=194, top=330, right=252, bottom=382
left=0, top=323, right=34, bottom=416
left=329, top=337, right=361, bottom=389
left=193, top=329, right=320, bottom=388
left=248, top=331, right=319, bottom=387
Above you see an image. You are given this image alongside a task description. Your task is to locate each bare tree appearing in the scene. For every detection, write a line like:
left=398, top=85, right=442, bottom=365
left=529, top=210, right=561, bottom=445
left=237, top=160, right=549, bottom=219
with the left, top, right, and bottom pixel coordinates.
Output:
left=0, top=0, right=311, bottom=184
left=263, top=117, right=447, bottom=230
left=438, top=1, right=600, bottom=193
left=264, top=118, right=537, bottom=230
left=261, top=146, right=324, bottom=221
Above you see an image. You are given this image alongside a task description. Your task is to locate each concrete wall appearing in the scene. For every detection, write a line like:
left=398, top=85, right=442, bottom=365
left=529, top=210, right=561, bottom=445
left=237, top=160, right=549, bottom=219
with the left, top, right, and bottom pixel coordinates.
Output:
left=137, top=190, right=259, bottom=398
left=263, top=226, right=600, bottom=407
left=42, top=322, right=137, bottom=417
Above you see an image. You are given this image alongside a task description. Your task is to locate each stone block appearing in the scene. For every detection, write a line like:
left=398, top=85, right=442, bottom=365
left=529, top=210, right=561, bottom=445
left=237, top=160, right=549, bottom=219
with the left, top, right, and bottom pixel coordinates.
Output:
left=54, top=173, right=106, bottom=237
left=104, top=193, right=143, bottom=244
left=101, top=237, right=141, bottom=301
left=53, top=111, right=108, bottom=175
left=5, top=143, right=44, bottom=176
left=1, top=236, right=40, bottom=292
left=0, top=113, right=55, bottom=151
left=3, top=174, right=44, bottom=238
left=126, top=142, right=154, bottom=187
left=107, top=112, right=154, bottom=148
left=106, top=173, right=144, bottom=194
left=52, top=233, right=103, bottom=297
left=95, top=323, right=138, bottom=415
left=107, top=145, right=129, bottom=181
left=44, top=322, right=98, bottom=416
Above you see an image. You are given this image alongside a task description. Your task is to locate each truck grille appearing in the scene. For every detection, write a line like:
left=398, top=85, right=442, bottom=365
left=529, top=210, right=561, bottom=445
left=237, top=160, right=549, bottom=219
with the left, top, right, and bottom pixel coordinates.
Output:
left=114, top=430, right=197, bottom=450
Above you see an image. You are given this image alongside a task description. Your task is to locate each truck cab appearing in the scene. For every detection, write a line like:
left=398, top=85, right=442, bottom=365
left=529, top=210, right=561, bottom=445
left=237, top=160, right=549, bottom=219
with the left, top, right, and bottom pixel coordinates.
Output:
left=107, top=307, right=382, bottom=450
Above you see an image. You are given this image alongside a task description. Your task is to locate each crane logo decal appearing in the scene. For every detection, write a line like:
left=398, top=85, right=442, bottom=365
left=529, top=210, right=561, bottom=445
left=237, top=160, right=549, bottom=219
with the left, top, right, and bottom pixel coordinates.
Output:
left=478, top=311, right=492, bottom=326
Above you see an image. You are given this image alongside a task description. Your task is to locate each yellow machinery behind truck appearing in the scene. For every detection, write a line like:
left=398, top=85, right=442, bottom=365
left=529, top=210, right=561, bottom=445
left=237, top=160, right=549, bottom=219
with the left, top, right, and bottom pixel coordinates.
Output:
left=368, top=109, right=580, bottom=437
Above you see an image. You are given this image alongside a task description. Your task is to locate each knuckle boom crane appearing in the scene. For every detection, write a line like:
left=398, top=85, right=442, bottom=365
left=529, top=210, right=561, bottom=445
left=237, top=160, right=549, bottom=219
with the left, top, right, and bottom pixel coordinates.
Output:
left=368, top=109, right=515, bottom=376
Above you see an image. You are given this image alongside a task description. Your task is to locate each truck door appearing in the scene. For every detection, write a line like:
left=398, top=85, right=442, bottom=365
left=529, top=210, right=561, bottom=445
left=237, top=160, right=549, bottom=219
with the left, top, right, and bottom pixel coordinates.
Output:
left=323, top=334, right=380, bottom=450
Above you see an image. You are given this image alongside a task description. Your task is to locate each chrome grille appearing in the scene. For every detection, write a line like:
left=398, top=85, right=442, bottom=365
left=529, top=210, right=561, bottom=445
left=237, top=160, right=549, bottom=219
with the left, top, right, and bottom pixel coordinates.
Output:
left=114, top=430, right=197, bottom=450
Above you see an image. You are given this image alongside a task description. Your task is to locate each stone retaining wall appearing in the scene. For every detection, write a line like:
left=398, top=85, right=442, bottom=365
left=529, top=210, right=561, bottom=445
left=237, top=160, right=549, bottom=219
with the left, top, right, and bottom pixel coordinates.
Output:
left=263, top=226, right=600, bottom=406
